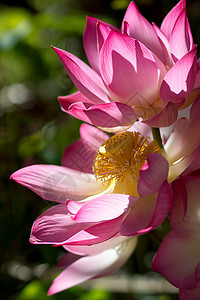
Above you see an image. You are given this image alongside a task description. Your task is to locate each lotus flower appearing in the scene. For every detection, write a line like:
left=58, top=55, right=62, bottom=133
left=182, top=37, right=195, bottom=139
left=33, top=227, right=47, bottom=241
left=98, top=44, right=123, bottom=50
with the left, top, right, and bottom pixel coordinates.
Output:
left=53, top=0, right=199, bottom=132
left=10, top=96, right=200, bottom=294
left=152, top=173, right=200, bottom=300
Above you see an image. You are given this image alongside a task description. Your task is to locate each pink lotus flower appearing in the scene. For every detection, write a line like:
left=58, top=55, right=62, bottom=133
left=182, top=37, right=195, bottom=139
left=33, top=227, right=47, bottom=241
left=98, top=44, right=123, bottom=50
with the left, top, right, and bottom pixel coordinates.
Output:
left=152, top=173, right=200, bottom=300
left=53, top=0, right=199, bottom=132
left=11, top=124, right=172, bottom=294
left=10, top=96, right=200, bottom=294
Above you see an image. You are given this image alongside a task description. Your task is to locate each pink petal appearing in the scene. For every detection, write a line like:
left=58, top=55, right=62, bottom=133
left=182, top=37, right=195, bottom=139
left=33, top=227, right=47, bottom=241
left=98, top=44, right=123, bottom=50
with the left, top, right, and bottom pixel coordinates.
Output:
left=143, top=101, right=184, bottom=127
left=153, top=23, right=173, bottom=67
left=63, top=234, right=130, bottom=256
left=160, top=47, right=197, bottom=104
left=62, top=123, right=108, bottom=173
left=171, top=176, right=200, bottom=232
left=59, top=91, right=94, bottom=105
left=73, top=194, right=136, bottom=223
left=120, top=180, right=172, bottom=236
left=10, top=165, right=103, bottom=202
left=48, top=237, right=137, bottom=295
left=138, top=153, right=169, bottom=197
left=100, top=31, right=160, bottom=106
left=160, top=0, right=186, bottom=39
left=152, top=231, right=200, bottom=289
left=30, top=204, right=87, bottom=244
left=83, top=16, right=117, bottom=73
left=52, top=46, right=110, bottom=103
left=122, top=1, right=165, bottom=62
left=165, top=96, right=200, bottom=164
left=170, top=8, right=194, bottom=62
left=128, top=119, right=152, bottom=139
left=80, top=123, right=109, bottom=149
left=59, top=99, right=138, bottom=133
left=64, top=215, right=126, bottom=246
left=61, top=139, right=95, bottom=174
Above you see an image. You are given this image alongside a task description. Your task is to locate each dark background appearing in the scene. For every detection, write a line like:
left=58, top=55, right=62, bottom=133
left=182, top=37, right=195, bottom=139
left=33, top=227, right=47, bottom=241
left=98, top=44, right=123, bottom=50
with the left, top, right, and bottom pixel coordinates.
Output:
left=1, top=0, right=199, bottom=299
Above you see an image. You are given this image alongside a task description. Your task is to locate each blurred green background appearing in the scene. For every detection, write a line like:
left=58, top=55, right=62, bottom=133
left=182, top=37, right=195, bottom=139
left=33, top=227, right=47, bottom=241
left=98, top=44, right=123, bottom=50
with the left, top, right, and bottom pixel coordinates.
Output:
left=1, top=0, right=199, bottom=299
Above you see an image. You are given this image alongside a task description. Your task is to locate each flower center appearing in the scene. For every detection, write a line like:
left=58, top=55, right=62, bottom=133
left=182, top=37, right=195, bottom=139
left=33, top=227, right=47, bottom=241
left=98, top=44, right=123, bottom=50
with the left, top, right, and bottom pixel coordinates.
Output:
left=93, top=131, right=160, bottom=195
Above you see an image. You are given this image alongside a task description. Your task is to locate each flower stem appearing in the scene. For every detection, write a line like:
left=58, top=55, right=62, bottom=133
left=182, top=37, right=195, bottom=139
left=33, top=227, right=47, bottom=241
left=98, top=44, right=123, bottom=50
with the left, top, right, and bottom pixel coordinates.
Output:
left=151, top=127, right=163, bottom=149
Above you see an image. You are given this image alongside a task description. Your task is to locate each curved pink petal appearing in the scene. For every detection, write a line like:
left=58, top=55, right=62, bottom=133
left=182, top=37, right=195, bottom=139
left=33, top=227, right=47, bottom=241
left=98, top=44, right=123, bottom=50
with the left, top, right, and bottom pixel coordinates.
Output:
left=160, top=0, right=186, bottom=39
left=182, top=145, right=200, bottom=176
left=52, top=46, right=110, bottom=103
left=138, top=153, right=169, bottom=197
left=160, top=47, right=197, bottom=104
left=59, top=99, right=138, bottom=133
left=61, top=139, right=95, bottom=174
left=128, top=119, right=152, bottom=139
left=100, top=31, right=160, bottom=106
left=63, top=215, right=126, bottom=246
left=62, top=123, right=108, bottom=173
left=122, top=1, right=164, bottom=62
left=143, top=101, right=184, bottom=127
left=10, top=164, right=103, bottom=202
left=59, top=91, right=94, bottom=105
left=30, top=204, right=88, bottom=245
left=80, top=123, right=109, bottom=149
left=83, top=16, right=117, bottom=73
left=165, top=96, right=200, bottom=164
left=152, top=231, right=200, bottom=289
left=120, top=179, right=172, bottom=236
left=62, top=235, right=130, bottom=256
left=153, top=23, right=173, bottom=67
left=48, top=237, right=137, bottom=295
left=72, top=194, right=136, bottom=223
left=170, top=8, right=194, bottom=62
left=180, top=286, right=200, bottom=300
left=171, top=176, right=200, bottom=232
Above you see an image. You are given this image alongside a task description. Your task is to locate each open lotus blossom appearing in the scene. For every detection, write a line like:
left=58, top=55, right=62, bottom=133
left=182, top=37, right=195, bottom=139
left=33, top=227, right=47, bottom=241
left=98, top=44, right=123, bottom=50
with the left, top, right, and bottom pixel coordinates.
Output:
left=10, top=96, right=200, bottom=294
left=53, top=0, right=200, bottom=132
left=152, top=173, right=200, bottom=300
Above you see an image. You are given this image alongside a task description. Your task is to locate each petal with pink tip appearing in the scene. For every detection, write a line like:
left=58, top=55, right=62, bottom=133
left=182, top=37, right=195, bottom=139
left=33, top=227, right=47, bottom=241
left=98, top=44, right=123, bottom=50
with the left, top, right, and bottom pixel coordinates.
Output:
left=160, top=0, right=186, bottom=39
left=100, top=31, right=159, bottom=106
left=52, top=46, right=110, bottom=103
left=10, top=165, right=104, bottom=202
left=83, top=16, right=117, bottom=73
left=170, top=9, right=193, bottom=62
left=30, top=204, right=88, bottom=244
left=73, top=194, right=136, bottom=223
left=120, top=180, right=172, bottom=235
left=122, top=1, right=164, bottom=62
left=152, top=231, right=200, bottom=289
left=59, top=91, right=95, bottom=105
left=143, top=101, right=184, bottom=127
left=48, top=237, right=137, bottom=295
left=138, top=153, right=169, bottom=197
left=160, top=47, right=197, bottom=104
left=59, top=99, right=138, bottom=133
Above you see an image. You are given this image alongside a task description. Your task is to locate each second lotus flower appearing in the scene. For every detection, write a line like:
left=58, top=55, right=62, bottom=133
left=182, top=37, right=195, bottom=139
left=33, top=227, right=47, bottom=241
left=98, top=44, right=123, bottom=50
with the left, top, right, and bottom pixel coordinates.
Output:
left=53, top=0, right=200, bottom=132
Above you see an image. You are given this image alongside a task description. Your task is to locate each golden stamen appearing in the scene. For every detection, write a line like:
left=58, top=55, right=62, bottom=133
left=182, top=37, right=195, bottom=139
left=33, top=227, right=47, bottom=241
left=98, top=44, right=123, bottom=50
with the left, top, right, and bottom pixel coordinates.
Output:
left=93, top=131, right=160, bottom=195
